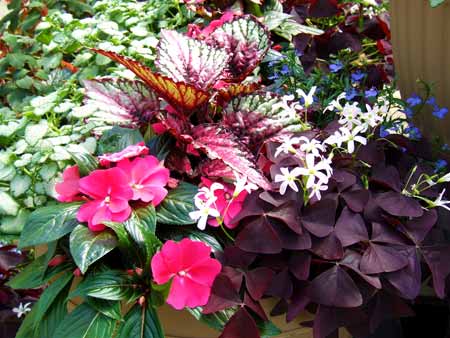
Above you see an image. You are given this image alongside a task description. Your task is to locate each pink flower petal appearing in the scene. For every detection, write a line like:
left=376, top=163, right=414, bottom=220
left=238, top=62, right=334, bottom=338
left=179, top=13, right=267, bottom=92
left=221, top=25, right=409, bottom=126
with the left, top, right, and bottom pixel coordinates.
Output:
left=167, top=276, right=211, bottom=310
left=55, top=165, right=81, bottom=202
left=98, top=142, right=149, bottom=166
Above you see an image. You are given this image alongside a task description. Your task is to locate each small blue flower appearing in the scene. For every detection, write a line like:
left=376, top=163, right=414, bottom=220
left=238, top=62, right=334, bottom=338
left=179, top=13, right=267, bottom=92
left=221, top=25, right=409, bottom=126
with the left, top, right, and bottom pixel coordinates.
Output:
left=365, top=87, right=378, bottom=98
left=405, top=125, right=422, bottom=140
left=280, top=64, right=290, bottom=75
left=426, top=96, right=439, bottom=110
left=268, top=72, right=279, bottom=80
left=329, top=61, right=343, bottom=73
left=351, top=70, right=365, bottom=82
left=442, top=144, right=450, bottom=151
left=345, top=88, right=358, bottom=100
left=433, top=107, right=448, bottom=119
left=406, top=94, right=421, bottom=107
left=380, top=125, right=389, bottom=137
left=404, top=107, right=414, bottom=119
left=435, top=159, right=448, bottom=172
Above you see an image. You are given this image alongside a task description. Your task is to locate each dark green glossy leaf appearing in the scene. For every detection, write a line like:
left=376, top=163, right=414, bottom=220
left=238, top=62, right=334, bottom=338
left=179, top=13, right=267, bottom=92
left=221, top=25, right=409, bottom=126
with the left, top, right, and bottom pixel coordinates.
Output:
left=7, top=254, right=47, bottom=289
left=53, top=304, right=119, bottom=338
left=118, top=304, right=164, bottom=338
left=157, top=182, right=198, bottom=225
left=187, top=307, right=234, bottom=332
left=87, top=298, right=123, bottom=321
left=97, top=126, right=144, bottom=154
left=149, top=282, right=171, bottom=307
left=70, top=270, right=136, bottom=301
left=66, top=145, right=99, bottom=176
left=19, top=202, right=81, bottom=248
left=69, top=225, right=117, bottom=274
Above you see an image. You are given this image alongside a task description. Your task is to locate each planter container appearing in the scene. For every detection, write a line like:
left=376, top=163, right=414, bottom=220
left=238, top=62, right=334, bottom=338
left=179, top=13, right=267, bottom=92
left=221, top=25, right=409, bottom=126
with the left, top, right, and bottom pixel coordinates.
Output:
left=390, top=0, right=450, bottom=143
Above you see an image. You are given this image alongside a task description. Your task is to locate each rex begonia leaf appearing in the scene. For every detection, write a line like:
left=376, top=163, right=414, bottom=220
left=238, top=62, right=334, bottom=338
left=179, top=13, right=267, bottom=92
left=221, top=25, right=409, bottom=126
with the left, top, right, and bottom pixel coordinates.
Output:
left=335, top=207, right=368, bottom=247
left=82, top=78, right=160, bottom=125
left=215, top=82, right=260, bottom=105
left=191, top=125, right=272, bottom=190
left=360, top=243, right=408, bottom=274
left=308, top=265, right=363, bottom=308
left=301, top=198, right=337, bottom=238
left=92, top=49, right=210, bottom=112
left=206, top=15, right=270, bottom=82
left=219, top=307, right=260, bottom=338
left=245, top=267, right=275, bottom=300
left=385, top=247, right=421, bottom=300
left=223, top=93, right=304, bottom=151
left=156, top=30, right=230, bottom=90
left=375, top=191, right=423, bottom=218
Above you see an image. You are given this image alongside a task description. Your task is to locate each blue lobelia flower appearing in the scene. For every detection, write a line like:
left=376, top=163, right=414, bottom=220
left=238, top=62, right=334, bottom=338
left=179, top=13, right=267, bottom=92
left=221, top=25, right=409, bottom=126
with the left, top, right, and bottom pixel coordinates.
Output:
left=351, top=70, right=365, bottom=82
left=280, top=64, right=291, bottom=75
left=405, top=125, right=422, bottom=140
left=329, top=61, right=343, bottom=73
left=432, top=107, right=448, bottom=119
left=406, top=94, right=421, bottom=107
left=345, top=88, right=358, bottom=100
left=404, top=107, right=414, bottom=119
left=442, top=144, right=450, bottom=151
left=365, top=87, right=378, bottom=98
left=435, top=159, right=448, bottom=172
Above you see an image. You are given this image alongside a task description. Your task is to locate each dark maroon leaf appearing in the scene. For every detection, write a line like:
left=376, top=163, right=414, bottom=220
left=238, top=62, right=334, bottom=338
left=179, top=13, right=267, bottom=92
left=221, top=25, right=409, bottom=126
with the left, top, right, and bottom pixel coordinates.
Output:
left=266, top=201, right=302, bottom=234
left=328, top=32, right=362, bottom=55
left=341, top=189, right=370, bottom=213
left=222, top=246, right=256, bottom=268
left=360, top=243, right=408, bottom=274
left=309, top=0, right=339, bottom=18
left=375, top=191, right=423, bottom=218
left=421, top=245, right=450, bottom=298
left=244, top=292, right=268, bottom=321
left=289, top=251, right=311, bottom=281
left=371, top=222, right=408, bottom=245
left=385, top=247, right=421, bottom=299
left=0, top=251, right=24, bottom=273
left=335, top=207, right=368, bottom=247
left=272, top=222, right=312, bottom=250
left=219, top=307, right=260, bottom=338
left=245, top=267, right=275, bottom=300
left=287, top=282, right=310, bottom=322
left=370, top=165, right=401, bottom=192
left=402, top=209, right=438, bottom=244
left=270, top=298, right=288, bottom=316
left=302, top=198, right=337, bottom=238
left=202, top=274, right=241, bottom=314
left=266, top=268, right=293, bottom=299
left=310, top=232, right=344, bottom=260
left=331, top=169, right=356, bottom=192
left=309, top=265, right=363, bottom=308
left=313, top=306, right=368, bottom=338
left=369, top=292, right=414, bottom=333
left=236, top=217, right=282, bottom=254
left=363, top=193, right=385, bottom=223
left=221, top=266, right=244, bottom=292
left=356, top=140, right=385, bottom=166
left=340, top=250, right=381, bottom=289
left=192, top=125, right=272, bottom=190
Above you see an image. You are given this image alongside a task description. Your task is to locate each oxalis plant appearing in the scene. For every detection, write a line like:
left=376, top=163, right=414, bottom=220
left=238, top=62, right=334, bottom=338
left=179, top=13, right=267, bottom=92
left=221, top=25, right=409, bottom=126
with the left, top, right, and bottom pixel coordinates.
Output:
left=11, top=13, right=450, bottom=338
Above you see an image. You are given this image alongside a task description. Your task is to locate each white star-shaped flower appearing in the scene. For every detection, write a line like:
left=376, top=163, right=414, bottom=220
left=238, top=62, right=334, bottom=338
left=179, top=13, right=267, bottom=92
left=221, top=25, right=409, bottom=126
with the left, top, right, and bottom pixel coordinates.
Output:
left=274, top=167, right=303, bottom=195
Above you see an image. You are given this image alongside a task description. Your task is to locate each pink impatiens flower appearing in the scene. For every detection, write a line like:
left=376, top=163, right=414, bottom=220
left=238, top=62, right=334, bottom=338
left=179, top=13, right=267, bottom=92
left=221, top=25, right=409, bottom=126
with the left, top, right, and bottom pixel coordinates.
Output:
left=55, top=165, right=81, bottom=202
left=77, top=167, right=133, bottom=231
left=200, top=178, right=248, bottom=229
left=117, top=156, right=170, bottom=206
left=98, top=142, right=149, bottom=166
left=151, top=239, right=222, bottom=310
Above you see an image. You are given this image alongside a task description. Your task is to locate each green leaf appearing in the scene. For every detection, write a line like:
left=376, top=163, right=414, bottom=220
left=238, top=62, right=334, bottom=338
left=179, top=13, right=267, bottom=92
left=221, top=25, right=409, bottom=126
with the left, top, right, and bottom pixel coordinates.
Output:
left=70, top=224, right=118, bottom=274
left=187, top=307, right=234, bottom=332
left=53, top=304, right=119, bottom=338
left=16, top=75, right=34, bottom=89
left=124, top=205, right=161, bottom=265
left=118, top=304, right=164, bottom=338
left=149, top=282, right=171, bottom=307
left=70, top=270, right=135, bottom=301
left=104, top=221, right=141, bottom=265
left=257, top=319, right=282, bottom=338
left=88, top=298, right=123, bottom=321
left=430, top=0, right=446, bottom=7
left=183, top=230, right=223, bottom=253
left=7, top=254, right=47, bottom=289
left=33, top=272, right=73, bottom=328
left=98, top=126, right=144, bottom=154
left=156, top=182, right=198, bottom=225
left=146, top=134, right=173, bottom=161
left=0, top=191, right=19, bottom=216
left=66, top=144, right=99, bottom=176
left=19, top=202, right=81, bottom=248
left=0, top=208, right=30, bottom=234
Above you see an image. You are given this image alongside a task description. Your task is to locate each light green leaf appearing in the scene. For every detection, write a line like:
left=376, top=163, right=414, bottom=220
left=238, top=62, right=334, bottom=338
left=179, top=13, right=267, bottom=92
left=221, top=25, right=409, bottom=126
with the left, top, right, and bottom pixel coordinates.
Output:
left=19, top=202, right=81, bottom=248
left=0, top=208, right=29, bottom=234
left=157, top=182, right=198, bottom=225
left=69, top=224, right=117, bottom=273
left=10, top=174, right=32, bottom=197
left=25, top=120, right=49, bottom=146
left=430, top=0, right=446, bottom=7
left=97, top=126, right=144, bottom=155
left=0, top=191, right=19, bottom=216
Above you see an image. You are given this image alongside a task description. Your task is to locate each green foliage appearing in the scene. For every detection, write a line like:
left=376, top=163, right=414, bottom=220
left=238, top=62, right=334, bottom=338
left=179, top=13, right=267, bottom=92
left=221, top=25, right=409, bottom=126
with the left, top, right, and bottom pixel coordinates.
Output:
left=118, top=304, right=164, bottom=338
left=430, top=0, right=446, bottom=7
left=156, top=182, right=198, bottom=225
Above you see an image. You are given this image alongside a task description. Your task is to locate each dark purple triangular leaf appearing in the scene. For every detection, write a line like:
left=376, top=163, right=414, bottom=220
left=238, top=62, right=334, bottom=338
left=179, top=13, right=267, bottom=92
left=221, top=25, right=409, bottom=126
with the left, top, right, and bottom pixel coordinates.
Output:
left=222, top=246, right=256, bottom=268
left=375, top=192, right=423, bottom=218
left=202, top=274, right=241, bottom=314
left=370, top=165, right=401, bottom=192
left=221, top=266, right=244, bottom=292
left=266, top=268, right=293, bottom=299
left=192, top=125, right=272, bottom=190
left=385, top=247, right=421, bottom=299
left=309, top=265, right=363, bottom=308
left=340, top=250, right=381, bottom=289
left=313, top=305, right=368, bottom=338
left=302, top=198, right=337, bottom=238
left=244, top=292, right=268, bottom=321
left=245, top=267, right=275, bottom=300
left=156, top=29, right=229, bottom=90
left=309, top=0, right=339, bottom=18
left=335, top=207, right=368, bottom=247
left=310, top=232, right=344, bottom=260
left=371, top=222, right=408, bottom=245
left=82, top=78, right=160, bottom=126
left=266, top=201, right=302, bottom=234
left=330, top=169, right=356, bottom=192
left=219, top=307, right=260, bottom=338
left=272, top=222, right=312, bottom=250
left=287, top=282, right=310, bottom=322
left=402, top=209, right=438, bottom=244
left=360, top=243, right=408, bottom=274
left=341, top=189, right=370, bottom=213
left=421, top=245, right=450, bottom=298
left=269, top=298, right=288, bottom=316
left=236, top=218, right=282, bottom=254
left=289, top=251, right=311, bottom=281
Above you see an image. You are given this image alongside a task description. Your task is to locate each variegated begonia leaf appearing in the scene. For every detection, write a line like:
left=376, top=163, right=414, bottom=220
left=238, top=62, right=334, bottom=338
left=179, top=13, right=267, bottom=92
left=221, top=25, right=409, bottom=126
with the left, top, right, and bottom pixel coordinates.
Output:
left=191, top=125, right=272, bottom=190
left=223, top=93, right=305, bottom=150
left=206, top=15, right=270, bottom=82
left=92, top=49, right=210, bottom=113
left=156, top=30, right=230, bottom=90
left=82, top=78, right=160, bottom=126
